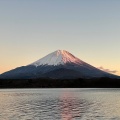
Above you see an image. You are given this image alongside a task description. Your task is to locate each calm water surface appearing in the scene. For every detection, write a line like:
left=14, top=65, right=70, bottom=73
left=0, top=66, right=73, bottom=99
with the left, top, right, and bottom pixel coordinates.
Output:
left=0, top=88, right=120, bottom=120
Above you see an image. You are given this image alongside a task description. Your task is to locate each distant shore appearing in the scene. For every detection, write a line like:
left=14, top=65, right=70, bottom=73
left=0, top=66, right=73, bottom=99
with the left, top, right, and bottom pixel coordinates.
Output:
left=0, top=77, right=120, bottom=88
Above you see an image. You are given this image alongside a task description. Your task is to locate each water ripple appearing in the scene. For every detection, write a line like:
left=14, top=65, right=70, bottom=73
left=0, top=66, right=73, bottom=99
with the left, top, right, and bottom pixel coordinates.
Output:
left=0, top=89, right=120, bottom=120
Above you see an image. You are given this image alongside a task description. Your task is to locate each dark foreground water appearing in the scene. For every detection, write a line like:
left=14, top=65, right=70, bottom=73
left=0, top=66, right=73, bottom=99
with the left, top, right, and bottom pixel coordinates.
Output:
left=0, top=89, right=120, bottom=120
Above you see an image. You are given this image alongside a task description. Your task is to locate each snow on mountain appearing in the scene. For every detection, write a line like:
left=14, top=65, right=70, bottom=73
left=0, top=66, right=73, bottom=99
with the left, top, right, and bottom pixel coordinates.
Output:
left=30, top=50, right=83, bottom=66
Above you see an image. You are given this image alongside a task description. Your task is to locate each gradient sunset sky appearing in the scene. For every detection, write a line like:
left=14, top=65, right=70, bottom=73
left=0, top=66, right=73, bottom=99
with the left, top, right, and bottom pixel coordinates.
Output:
left=0, top=0, right=120, bottom=75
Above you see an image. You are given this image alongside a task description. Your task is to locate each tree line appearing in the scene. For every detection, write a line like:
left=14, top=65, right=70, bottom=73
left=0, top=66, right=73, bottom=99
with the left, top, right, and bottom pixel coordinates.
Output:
left=0, top=77, right=120, bottom=88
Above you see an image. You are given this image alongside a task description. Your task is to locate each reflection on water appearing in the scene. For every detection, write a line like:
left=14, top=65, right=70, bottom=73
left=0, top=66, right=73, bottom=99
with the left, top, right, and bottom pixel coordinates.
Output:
left=60, top=92, right=89, bottom=120
left=60, top=92, right=79, bottom=120
left=0, top=89, right=120, bottom=120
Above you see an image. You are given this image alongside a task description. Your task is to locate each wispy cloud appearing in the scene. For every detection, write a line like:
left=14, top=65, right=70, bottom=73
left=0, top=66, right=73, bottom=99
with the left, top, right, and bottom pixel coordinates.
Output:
left=98, top=66, right=117, bottom=74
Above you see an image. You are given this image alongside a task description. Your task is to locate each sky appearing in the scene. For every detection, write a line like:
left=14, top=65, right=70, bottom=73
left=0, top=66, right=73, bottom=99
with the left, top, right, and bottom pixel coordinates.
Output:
left=0, top=0, right=120, bottom=75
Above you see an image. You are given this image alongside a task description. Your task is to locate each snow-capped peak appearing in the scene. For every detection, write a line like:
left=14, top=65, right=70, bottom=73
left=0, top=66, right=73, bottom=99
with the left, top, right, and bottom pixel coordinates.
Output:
left=30, top=50, right=83, bottom=66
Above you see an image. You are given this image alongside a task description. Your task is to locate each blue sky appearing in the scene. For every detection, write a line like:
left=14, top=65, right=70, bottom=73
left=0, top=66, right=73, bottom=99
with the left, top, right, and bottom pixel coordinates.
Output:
left=0, top=0, right=120, bottom=75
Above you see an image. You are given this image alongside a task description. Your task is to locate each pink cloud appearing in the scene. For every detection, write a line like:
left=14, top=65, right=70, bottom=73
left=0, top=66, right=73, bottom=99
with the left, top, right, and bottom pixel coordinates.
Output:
left=98, top=66, right=117, bottom=74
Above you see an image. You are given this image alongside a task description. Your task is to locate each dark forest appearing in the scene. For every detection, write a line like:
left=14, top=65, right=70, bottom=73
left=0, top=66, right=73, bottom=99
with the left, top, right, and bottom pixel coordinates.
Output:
left=0, top=78, right=120, bottom=88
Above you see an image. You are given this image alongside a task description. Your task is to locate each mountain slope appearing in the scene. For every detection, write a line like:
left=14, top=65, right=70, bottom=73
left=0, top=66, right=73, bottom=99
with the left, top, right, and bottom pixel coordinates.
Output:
left=0, top=50, right=118, bottom=79
left=30, top=50, right=84, bottom=66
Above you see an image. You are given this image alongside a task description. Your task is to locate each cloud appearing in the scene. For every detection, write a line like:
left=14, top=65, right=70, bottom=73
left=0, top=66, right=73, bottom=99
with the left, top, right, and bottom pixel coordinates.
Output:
left=98, top=66, right=117, bottom=74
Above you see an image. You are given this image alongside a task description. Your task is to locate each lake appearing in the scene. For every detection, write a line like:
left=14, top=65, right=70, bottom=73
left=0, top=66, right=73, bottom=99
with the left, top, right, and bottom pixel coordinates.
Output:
left=0, top=88, right=120, bottom=120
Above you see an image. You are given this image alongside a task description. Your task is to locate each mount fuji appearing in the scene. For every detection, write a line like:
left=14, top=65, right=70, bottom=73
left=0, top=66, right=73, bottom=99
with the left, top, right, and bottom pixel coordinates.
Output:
left=0, top=50, right=118, bottom=79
